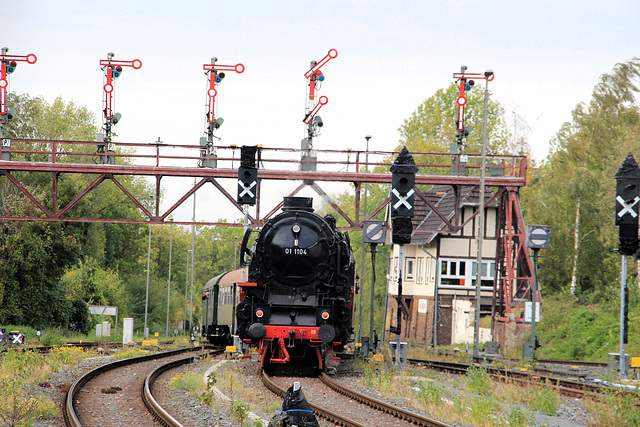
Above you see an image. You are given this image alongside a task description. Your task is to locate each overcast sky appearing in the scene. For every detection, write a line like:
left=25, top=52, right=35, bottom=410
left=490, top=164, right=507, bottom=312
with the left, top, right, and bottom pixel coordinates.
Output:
left=5, top=1, right=639, bottom=222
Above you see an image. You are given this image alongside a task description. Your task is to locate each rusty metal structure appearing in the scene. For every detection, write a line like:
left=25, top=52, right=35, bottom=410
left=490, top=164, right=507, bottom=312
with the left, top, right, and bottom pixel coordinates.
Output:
left=0, top=140, right=531, bottom=319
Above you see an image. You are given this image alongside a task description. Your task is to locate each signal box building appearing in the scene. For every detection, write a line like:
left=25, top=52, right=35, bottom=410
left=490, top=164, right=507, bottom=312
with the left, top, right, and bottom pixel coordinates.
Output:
left=385, top=185, right=499, bottom=347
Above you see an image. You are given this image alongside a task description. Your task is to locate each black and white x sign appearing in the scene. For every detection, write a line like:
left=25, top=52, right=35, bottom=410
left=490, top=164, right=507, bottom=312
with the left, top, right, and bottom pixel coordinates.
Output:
left=616, top=195, right=640, bottom=219
left=238, top=180, right=256, bottom=198
left=11, top=332, right=24, bottom=345
left=392, top=188, right=415, bottom=210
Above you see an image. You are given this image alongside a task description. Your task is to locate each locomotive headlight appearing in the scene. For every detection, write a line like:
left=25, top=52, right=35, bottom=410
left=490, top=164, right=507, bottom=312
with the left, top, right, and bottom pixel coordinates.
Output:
left=256, top=309, right=264, bottom=318
left=292, top=223, right=301, bottom=246
left=321, top=311, right=330, bottom=320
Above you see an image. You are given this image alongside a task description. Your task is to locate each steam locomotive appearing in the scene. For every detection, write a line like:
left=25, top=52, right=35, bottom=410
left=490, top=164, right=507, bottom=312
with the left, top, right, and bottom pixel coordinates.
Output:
left=202, top=197, right=355, bottom=370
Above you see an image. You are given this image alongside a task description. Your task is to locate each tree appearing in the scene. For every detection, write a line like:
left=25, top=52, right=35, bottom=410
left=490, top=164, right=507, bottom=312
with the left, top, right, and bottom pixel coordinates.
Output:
left=0, top=94, right=151, bottom=329
left=397, top=83, right=509, bottom=155
left=522, top=57, right=640, bottom=298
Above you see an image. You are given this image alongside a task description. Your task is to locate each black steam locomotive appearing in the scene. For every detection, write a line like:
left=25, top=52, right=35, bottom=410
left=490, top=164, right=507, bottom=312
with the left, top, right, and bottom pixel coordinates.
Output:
left=202, top=197, right=355, bottom=370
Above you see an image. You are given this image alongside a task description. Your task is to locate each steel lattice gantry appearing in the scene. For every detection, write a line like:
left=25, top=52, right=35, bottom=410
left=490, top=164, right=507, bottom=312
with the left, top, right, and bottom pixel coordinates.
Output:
left=0, top=139, right=531, bottom=318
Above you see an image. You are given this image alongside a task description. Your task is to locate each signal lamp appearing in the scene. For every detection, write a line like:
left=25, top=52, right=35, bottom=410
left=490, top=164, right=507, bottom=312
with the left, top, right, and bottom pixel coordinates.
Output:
left=213, top=117, right=224, bottom=129
left=256, top=309, right=264, bottom=318
left=321, top=311, right=330, bottom=320
left=465, top=80, right=475, bottom=90
left=112, top=112, right=122, bottom=124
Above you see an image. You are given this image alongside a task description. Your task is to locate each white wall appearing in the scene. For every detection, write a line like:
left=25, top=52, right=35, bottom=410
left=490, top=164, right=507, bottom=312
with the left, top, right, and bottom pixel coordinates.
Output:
left=451, top=299, right=491, bottom=345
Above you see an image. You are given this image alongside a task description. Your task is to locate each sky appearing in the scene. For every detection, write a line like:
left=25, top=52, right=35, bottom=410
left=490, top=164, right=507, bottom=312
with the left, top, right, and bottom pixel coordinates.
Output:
left=4, top=0, right=640, bottom=222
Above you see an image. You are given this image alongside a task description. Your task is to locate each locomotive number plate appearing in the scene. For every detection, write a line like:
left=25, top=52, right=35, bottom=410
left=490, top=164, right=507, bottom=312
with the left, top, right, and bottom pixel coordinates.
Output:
left=283, top=248, right=308, bottom=256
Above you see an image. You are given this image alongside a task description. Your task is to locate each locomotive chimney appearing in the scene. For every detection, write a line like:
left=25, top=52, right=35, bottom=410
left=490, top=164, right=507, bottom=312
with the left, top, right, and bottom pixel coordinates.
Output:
left=282, top=197, right=314, bottom=212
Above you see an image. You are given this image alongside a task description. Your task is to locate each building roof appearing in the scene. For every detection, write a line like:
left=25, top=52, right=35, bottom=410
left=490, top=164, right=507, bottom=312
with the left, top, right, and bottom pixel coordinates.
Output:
left=409, top=185, right=497, bottom=245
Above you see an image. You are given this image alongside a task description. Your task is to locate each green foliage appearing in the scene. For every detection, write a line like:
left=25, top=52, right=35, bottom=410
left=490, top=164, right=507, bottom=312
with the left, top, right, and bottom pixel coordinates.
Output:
left=206, top=371, right=217, bottom=388
left=466, top=395, right=498, bottom=427
left=61, top=257, right=127, bottom=308
left=465, top=366, right=492, bottom=396
left=68, top=298, right=91, bottom=335
left=507, top=406, right=534, bottom=427
left=0, top=347, right=88, bottom=425
left=397, top=82, right=509, bottom=155
left=0, top=221, right=80, bottom=328
left=528, top=388, right=557, bottom=416
left=416, top=380, right=444, bottom=406
left=522, top=57, right=640, bottom=296
left=535, top=293, right=640, bottom=361
left=586, top=388, right=640, bottom=426
left=0, top=350, right=57, bottom=425
left=169, top=371, right=204, bottom=397
left=231, top=401, right=250, bottom=426
left=5, top=93, right=97, bottom=143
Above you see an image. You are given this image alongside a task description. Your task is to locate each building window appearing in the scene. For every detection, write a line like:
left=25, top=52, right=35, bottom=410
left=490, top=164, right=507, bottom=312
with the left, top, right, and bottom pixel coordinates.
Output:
left=406, top=258, right=415, bottom=280
left=416, top=257, right=424, bottom=283
left=471, top=261, right=496, bottom=287
left=439, top=258, right=495, bottom=287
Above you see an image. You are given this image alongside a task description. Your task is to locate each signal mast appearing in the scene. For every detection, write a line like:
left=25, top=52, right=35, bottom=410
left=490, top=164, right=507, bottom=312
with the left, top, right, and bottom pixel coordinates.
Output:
left=200, top=57, right=244, bottom=168
left=450, top=65, right=495, bottom=174
left=97, top=52, right=142, bottom=164
left=300, top=49, right=337, bottom=171
left=0, top=47, right=37, bottom=157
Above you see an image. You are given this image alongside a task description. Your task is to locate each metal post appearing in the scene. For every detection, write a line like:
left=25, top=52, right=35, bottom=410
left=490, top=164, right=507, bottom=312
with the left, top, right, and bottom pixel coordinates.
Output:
left=190, top=179, right=196, bottom=337
left=243, top=205, right=249, bottom=281
left=144, top=222, right=152, bottom=339
left=166, top=218, right=173, bottom=336
left=620, top=255, right=628, bottom=380
left=234, top=236, right=238, bottom=269
left=473, top=73, right=491, bottom=362
left=530, top=249, right=539, bottom=357
left=369, top=243, right=377, bottom=349
left=396, top=244, right=404, bottom=371
left=375, top=249, right=390, bottom=346
left=185, top=249, right=191, bottom=333
left=358, top=135, right=371, bottom=345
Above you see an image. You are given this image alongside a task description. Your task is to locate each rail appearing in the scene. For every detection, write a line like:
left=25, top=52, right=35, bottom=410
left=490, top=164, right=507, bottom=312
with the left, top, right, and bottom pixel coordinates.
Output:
left=319, top=373, right=453, bottom=427
left=142, top=349, right=223, bottom=426
left=63, top=347, right=202, bottom=427
left=261, top=371, right=366, bottom=427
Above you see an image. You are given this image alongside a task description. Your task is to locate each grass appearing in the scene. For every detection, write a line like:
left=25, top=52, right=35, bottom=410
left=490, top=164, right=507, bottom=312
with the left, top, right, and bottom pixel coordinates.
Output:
left=0, top=346, right=94, bottom=425
left=584, top=388, right=640, bottom=426
left=169, top=371, right=205, bottom=397
left=358, top=359, right=570, bottom=426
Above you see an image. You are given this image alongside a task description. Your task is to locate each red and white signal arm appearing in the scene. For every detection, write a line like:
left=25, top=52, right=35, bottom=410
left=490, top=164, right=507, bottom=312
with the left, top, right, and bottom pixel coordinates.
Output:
left=526, top=225, right=551, bottom=250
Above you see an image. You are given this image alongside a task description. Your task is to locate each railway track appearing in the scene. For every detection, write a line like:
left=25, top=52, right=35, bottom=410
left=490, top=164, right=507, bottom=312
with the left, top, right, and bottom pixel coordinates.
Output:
left=63, top=347, right=207, bottom=427
left=262, top=371, right=452, bottom=427
left=407, top=357, right=621, bottom=399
